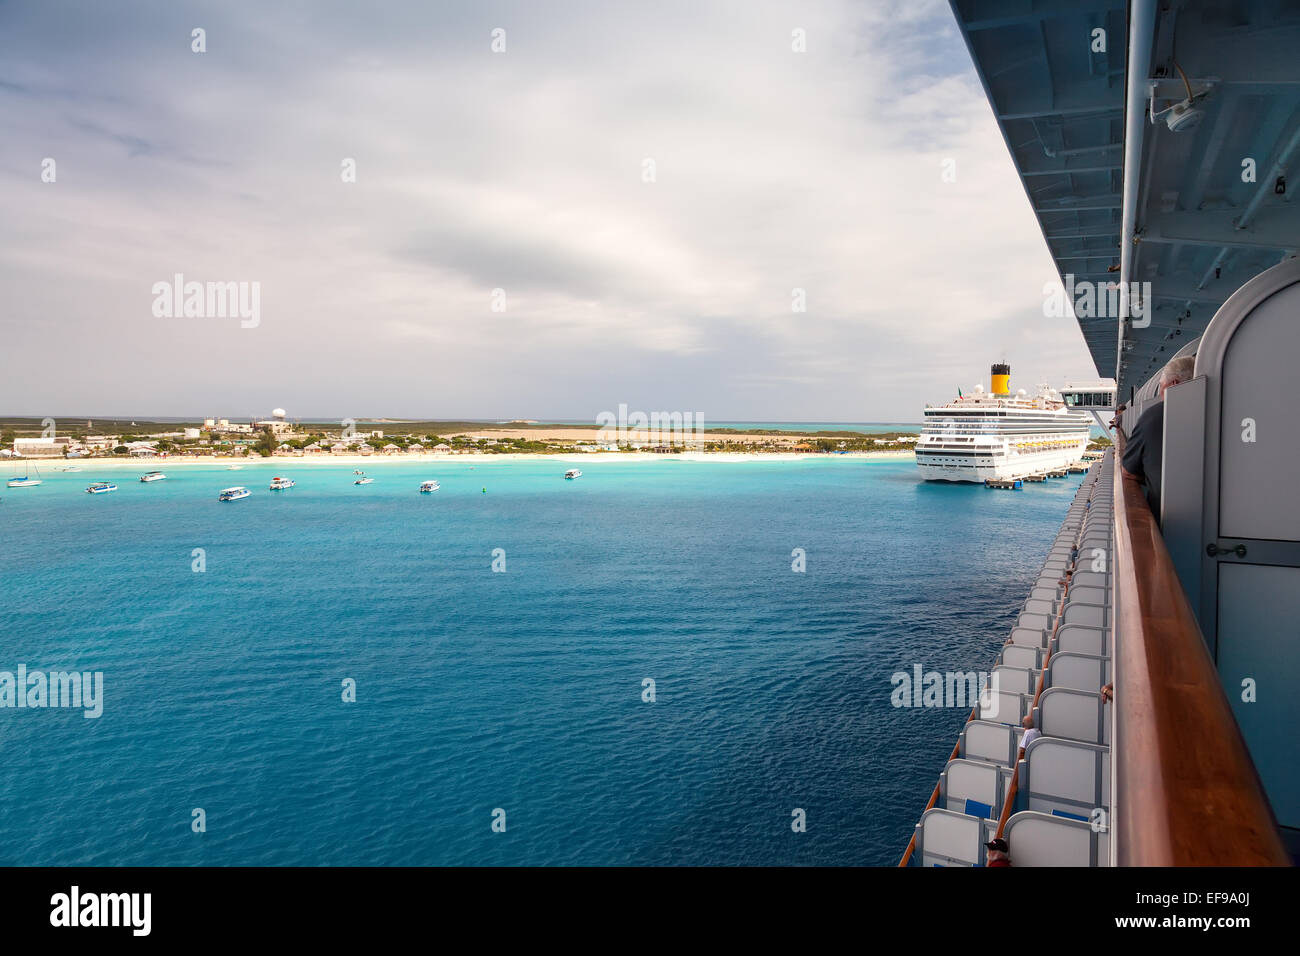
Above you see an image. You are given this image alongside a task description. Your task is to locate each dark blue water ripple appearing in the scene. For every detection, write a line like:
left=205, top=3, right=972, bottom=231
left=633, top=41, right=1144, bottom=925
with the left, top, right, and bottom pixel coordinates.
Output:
left=0, top=458, right=1078, bottom=865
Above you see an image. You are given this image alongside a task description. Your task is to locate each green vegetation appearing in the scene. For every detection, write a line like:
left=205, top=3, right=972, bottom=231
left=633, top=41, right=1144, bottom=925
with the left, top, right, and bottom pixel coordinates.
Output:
left=254, top=427, right=278, bottom=457
left=0, top=414, right=922, bottom=459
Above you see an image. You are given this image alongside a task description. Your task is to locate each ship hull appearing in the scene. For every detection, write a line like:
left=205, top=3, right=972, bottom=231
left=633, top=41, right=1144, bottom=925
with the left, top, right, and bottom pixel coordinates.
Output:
left=915, top=441, right=1088, bottom=482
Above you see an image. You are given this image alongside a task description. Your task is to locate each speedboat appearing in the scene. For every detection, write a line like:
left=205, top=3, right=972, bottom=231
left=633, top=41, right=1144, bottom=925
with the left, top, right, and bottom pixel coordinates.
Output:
left=353, top=469, right=365, bottom=475
left=227, top=464, right=242, bottom=470
left=419, top=480, right=440, bottom=493
left=85, top=482, right=117, bottom=494
left=60, top=466, right=82, bottom=473
left=218, top=486, right=251, bottom=501
left=564, top=469, right=582, bottom=480
left=355, top=476, right=374, bottom=485
left=139, top=471, right=167, bottom=482
left=269, top=476, right=296, bottom=490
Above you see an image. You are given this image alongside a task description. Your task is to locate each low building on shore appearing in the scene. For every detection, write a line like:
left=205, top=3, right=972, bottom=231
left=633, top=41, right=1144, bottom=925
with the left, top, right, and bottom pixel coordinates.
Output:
left=12, top=436, right=73, bottom=457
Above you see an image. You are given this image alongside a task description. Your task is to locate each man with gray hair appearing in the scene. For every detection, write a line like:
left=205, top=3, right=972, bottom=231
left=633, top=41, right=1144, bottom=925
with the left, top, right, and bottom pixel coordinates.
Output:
left=1121, top=354, right=1196, bottom=518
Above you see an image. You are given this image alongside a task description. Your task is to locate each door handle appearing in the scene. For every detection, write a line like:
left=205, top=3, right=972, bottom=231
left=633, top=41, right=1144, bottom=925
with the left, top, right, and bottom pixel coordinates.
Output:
left=1205, top=542, right=1247, bottom=558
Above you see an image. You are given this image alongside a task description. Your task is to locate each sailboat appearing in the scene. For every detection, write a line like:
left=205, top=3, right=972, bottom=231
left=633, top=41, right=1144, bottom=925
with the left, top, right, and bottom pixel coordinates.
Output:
left=7, top=461, right=42, bottom=488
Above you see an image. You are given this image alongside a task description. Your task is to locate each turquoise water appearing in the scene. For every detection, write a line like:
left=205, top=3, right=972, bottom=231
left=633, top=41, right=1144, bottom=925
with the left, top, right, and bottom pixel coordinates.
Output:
left=0, top=458, right=1080, bottom=865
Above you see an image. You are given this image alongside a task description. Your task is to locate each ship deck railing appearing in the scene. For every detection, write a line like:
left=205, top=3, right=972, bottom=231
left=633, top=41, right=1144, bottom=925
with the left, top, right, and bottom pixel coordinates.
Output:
left=902, top=457, right=1115, bottom=866
left=902, top=439, right=1288, bottom=866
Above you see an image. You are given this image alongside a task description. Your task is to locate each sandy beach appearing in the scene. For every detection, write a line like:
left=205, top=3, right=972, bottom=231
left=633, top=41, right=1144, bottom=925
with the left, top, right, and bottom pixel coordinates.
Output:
left=440, top=426, right=908, bottom=445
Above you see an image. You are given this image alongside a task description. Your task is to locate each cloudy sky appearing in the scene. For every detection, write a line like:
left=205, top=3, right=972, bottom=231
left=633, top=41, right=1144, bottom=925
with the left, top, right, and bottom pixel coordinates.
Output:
left=0, top=0, right=1099, bottom=423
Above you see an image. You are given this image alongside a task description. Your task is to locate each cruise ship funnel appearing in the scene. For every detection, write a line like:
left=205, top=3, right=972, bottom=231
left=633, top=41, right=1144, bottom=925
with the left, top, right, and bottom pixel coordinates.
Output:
left=991, top=363, right=1010, bottom=396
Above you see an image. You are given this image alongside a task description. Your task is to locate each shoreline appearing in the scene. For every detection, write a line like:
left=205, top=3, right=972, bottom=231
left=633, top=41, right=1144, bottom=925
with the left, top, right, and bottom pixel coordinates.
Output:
left=25, top=451, right=916, bottom=469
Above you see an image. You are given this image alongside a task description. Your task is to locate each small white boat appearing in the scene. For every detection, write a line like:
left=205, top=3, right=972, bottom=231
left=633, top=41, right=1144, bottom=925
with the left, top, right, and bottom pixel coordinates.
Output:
left=139, top=471, right=167, bottom=483
left=85, top=482, right=117, bottom=494
left=227, top=464, right=242, bottom=470
left=564, top=469, right=582, bottom=480
left=355, top=477, right=374, bottom=485
left=7, top=462, right=42, bottom=488
left=353, top=469, right=365, bottom=475
left=419, top=480, right=440, bottom=493
left=269, top=476, right=296, bottom=490
left=61, top=466, right=82, bottom=473
left=218, top=486, right=251, bottom=501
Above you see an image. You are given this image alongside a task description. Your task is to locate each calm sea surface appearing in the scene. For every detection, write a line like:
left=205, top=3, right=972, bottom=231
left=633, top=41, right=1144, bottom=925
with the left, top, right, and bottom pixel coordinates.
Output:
left=0, top=457, right=1079, bottom=865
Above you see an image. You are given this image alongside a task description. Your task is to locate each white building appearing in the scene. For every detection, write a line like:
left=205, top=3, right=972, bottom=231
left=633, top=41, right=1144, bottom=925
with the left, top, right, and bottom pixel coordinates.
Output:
left=253, top=407, right=295, bottom=437
left=13, top=436, right=72, bottom=457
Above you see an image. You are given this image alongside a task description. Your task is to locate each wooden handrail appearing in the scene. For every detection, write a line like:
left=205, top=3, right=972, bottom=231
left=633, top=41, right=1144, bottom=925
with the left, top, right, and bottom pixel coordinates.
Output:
left=1113, top=444, right=1288, bottom=865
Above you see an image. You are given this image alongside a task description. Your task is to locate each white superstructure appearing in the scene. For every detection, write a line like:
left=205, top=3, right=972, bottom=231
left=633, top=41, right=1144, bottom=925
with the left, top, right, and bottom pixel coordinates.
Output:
left=916, top=363, right=1091, bottom=482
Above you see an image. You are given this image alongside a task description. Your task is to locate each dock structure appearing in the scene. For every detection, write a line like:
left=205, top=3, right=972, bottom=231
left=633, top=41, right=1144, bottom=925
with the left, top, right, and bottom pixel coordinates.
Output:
left=1047, top=469, right=1068, bottom=478
left=1066, top=463, right=1089, bottom=474
left=1023, top=473, right=1047, bottom=483
left=985, top=477, right=1022, bottom=490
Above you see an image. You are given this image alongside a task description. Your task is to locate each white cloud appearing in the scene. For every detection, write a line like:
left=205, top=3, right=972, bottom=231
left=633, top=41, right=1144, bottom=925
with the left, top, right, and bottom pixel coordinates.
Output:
left=0, top=0, right=1098, bottom=421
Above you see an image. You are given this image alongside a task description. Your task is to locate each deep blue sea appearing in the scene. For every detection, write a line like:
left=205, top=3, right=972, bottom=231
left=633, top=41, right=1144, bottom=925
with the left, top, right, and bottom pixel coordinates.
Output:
left=0, top=458, right=1080, bottom=865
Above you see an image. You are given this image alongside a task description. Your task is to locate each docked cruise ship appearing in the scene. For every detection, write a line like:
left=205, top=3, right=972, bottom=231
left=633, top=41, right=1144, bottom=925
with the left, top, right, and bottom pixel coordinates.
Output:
left=916, top=364, right=1091, bottom=482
